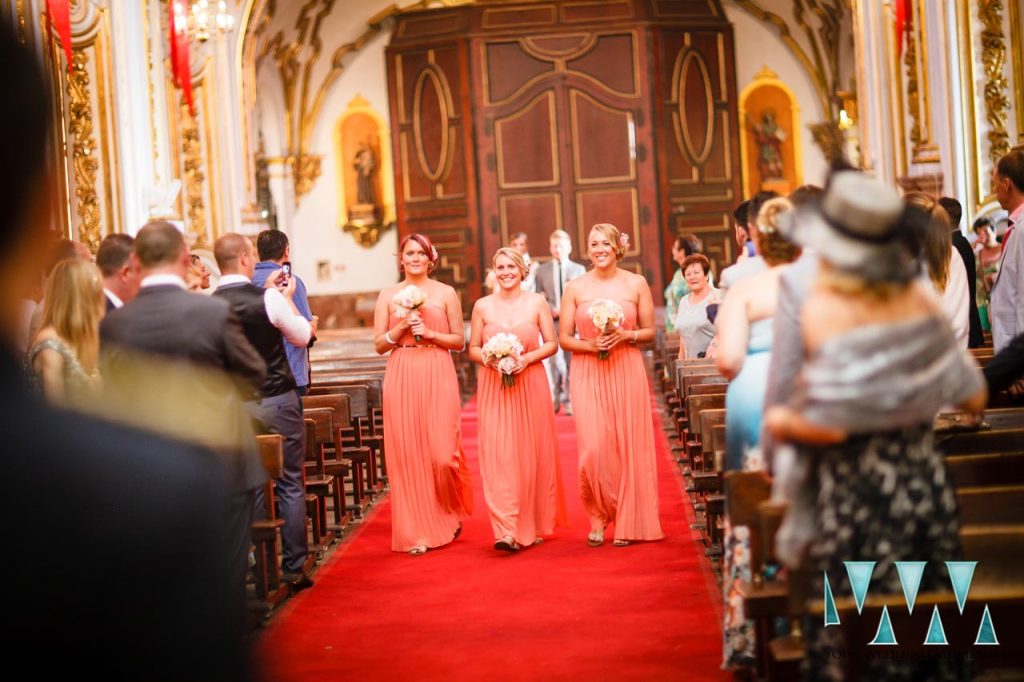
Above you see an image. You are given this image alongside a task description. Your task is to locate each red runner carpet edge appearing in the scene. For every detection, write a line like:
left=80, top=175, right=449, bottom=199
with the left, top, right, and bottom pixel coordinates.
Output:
left=255, top=391, right=729, bottom=681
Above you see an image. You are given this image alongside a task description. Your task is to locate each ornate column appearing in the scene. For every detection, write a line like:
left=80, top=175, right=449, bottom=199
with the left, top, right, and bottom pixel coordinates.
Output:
left=851, top=0, right=901, bottom=185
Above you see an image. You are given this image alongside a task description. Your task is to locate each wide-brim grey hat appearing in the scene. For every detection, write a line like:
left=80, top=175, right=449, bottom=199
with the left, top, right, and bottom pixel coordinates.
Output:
left=778, top=171, right=915, bottom=281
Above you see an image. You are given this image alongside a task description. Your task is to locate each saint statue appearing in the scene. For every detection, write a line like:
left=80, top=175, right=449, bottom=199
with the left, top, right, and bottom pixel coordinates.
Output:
left=752, top=110, right=786, bottom=180
left=354, top=143, right=377, bottom=206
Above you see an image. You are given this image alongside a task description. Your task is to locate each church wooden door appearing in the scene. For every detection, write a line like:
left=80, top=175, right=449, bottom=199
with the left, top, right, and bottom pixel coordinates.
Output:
left=472, top=29, right=659, bottom=281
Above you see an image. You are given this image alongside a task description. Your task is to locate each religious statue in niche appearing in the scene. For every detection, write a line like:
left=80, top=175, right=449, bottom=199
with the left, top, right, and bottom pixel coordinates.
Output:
left=753, top=110, right=786, bottom=180
left=339, top=96, right=396, bottom=248
left=349, top=140, right=380, bottom=228
left=739, top=70, right=801, bottom=197
left=353, top=143, right=377, bottom=207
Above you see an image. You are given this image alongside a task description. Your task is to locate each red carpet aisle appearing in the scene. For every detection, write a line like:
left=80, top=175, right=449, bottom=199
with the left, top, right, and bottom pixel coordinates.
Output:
left=256, top=395, right=729, bottom=681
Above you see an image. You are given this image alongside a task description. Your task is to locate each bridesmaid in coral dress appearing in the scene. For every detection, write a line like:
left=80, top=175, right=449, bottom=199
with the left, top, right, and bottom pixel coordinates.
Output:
left=468, top=248, right=568, bottom=552
left=559, top=223, right=664, bottom=547
left=374, top=233, right=473, bottom=555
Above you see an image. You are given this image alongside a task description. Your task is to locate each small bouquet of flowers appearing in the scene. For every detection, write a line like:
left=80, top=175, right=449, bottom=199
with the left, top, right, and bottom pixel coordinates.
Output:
left=588, top=298, right=625, bottom=360
left=392, top=285, right=428, bottom=341
left=481, top=333, right=524, bottom=388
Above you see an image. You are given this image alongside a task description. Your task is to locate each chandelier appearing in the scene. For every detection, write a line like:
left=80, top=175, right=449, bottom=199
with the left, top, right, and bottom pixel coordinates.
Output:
left=172, top=0, right=234, bottom=43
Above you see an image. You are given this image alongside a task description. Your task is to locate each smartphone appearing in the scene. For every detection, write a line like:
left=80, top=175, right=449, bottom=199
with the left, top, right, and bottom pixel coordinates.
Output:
left=282, top=262, right=292, bottom=278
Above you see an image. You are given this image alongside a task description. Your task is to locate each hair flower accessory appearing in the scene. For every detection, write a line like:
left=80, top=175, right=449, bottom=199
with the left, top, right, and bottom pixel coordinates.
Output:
left=618, top=233, right=630, bottom=251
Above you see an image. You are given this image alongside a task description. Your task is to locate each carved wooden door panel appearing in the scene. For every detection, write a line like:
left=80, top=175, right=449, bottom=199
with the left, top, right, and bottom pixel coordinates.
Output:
left=653, top=26, right=742, bottom=283
left=474, top=30, right=659, bottom=285
left=387, top=31, right=482, bottom=308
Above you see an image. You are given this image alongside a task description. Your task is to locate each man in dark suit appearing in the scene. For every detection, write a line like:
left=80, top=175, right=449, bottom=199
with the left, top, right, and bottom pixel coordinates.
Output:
left=985, top=330, right=1024, bottom=396
left=101, top=221, right=268, bottom=622
left=214, top=233, right=313, bottom=589
left=96, top=233, right=140, bottom=311
left=0, top=23, right=248, bottom=679
left=534, top=229, right=586, bottom=413
left=940, top=197, right=984, bottom=348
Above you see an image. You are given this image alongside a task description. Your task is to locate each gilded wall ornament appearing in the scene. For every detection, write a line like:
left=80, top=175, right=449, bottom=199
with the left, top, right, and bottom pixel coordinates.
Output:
left=244, top=0, right=469, bottom=205
left=293, top=153, right=322, bottom=201
left=68, top=49, right=101, bottom=253
left=979, top=0, right=1010, bottom=165
left=180, top=99, right=208, bottom=246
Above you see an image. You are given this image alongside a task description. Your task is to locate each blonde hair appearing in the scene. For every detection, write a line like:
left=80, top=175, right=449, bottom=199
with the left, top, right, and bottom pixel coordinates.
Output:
left=756, top=197, right=801, bottom=266
left=38, top=259, right=104, bottom=372
left=819, top=267, right=906, bottom=301
left=589, top=223, right=627, bottom=260
left=491, top=247, right=529, bottom=281
left=904, top=191, right=951, bottom=291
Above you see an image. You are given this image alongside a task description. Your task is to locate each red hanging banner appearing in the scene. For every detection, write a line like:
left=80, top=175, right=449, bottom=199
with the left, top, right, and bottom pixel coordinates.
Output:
left=894, top=0, right=912, bottom=58
left=45, top=0, right=73, bottom=74
left=168, top=0, right=195, bottom=116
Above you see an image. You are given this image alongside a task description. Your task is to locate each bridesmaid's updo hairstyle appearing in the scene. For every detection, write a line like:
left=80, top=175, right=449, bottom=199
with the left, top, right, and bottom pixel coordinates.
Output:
left=397, top=233, right=439, bottom=273
left=491, top=247, right=529, bottom=281
left=590, top=223, right=629, bottom=259
left=755, top=197, right=801, bottom=267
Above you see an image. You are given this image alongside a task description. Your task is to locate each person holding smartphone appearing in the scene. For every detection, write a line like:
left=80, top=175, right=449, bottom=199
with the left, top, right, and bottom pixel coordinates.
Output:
left=252, top=231, right=319, bottom=396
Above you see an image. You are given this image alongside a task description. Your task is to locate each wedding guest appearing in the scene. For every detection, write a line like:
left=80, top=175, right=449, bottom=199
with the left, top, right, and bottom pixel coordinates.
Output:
left=0, top=23, right=247, bottom=677
left=468, top=247, right=567, bottom=551
left=990, top=148, right=1024, bottom=353
left=27, top=237, right=92, bottom=346
left=664, top=234, right=710, bottom=333
left=26, top=259, right=104, bottom=407
left=730, top=199, right=753, bottom=262
left=254, top=230, right=318, bottom=395
left=559, top=223, right=663, bottom=547
left=534, top=229, right=586, bottom=414
left=906, top=192, right=970, bottom=349
left=716, top=197, right=800, bottom=470
left=939, top=196, right=984, bottom=347
left=974, top=217, right=1001, bottom=330
left=96, top=233, right=140, bottom=311
left=985, top=330, right=1024, bottom=394
left=508, top=231, right=538, bottom=292
left=675, top=254, right=719, bottom=359
left=719, top=191, right=777, bottom=296
left=713, top=197, right=800, bottom=672
left=187, top=253, right=212, bottom=292
left=765, top=172, right=986, bottom=681
left=373, top=233, right=472, bottom=555
left=100, top=221, right=268, bottom=635
left=213, top=233, right=314, bottom=589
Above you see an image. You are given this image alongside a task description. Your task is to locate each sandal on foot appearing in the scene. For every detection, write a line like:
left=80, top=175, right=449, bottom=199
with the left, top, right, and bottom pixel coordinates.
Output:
left=532, top=538, right=544, bottom=546
left=612, top=539, right=632, bottom=547
left=587, top=530, right=604, bottom=547
left=409, top=545, right=428, bottom=556
left=494, top=536, right=520, bottom=552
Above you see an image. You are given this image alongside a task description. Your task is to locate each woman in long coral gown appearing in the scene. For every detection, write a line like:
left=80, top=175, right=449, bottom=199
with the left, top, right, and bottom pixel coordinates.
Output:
left=558, top=223, right=664, bottom=546
left=468, top=248, right=567, bottom=551
left=374, top=233, right=473, bottom=555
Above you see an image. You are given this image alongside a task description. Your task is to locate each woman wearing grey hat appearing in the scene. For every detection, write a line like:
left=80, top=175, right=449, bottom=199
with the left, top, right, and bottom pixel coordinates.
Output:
left=764, top=171, right=986, bottom=681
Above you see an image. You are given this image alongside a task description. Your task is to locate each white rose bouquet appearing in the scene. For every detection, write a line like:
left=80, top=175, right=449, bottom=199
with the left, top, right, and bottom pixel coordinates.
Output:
left=588, top=298, right=625, bottom=360
left=481, top=332, right=525, bottom=388
left=392, top=285, right=429, bottom=341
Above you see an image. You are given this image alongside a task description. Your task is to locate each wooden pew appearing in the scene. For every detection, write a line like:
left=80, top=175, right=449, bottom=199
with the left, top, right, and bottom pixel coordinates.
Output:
left=301, top=408, right=343, bottom=544
left=310, top=378, right=388, bottom=485
left=250, top=434, right=290, bottom=612
left=303, top=393, right=372, bottom=517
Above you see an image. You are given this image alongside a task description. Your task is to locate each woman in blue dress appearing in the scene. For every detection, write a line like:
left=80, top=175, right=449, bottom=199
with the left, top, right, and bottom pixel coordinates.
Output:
left=713, top=196, right=800, bottom=671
